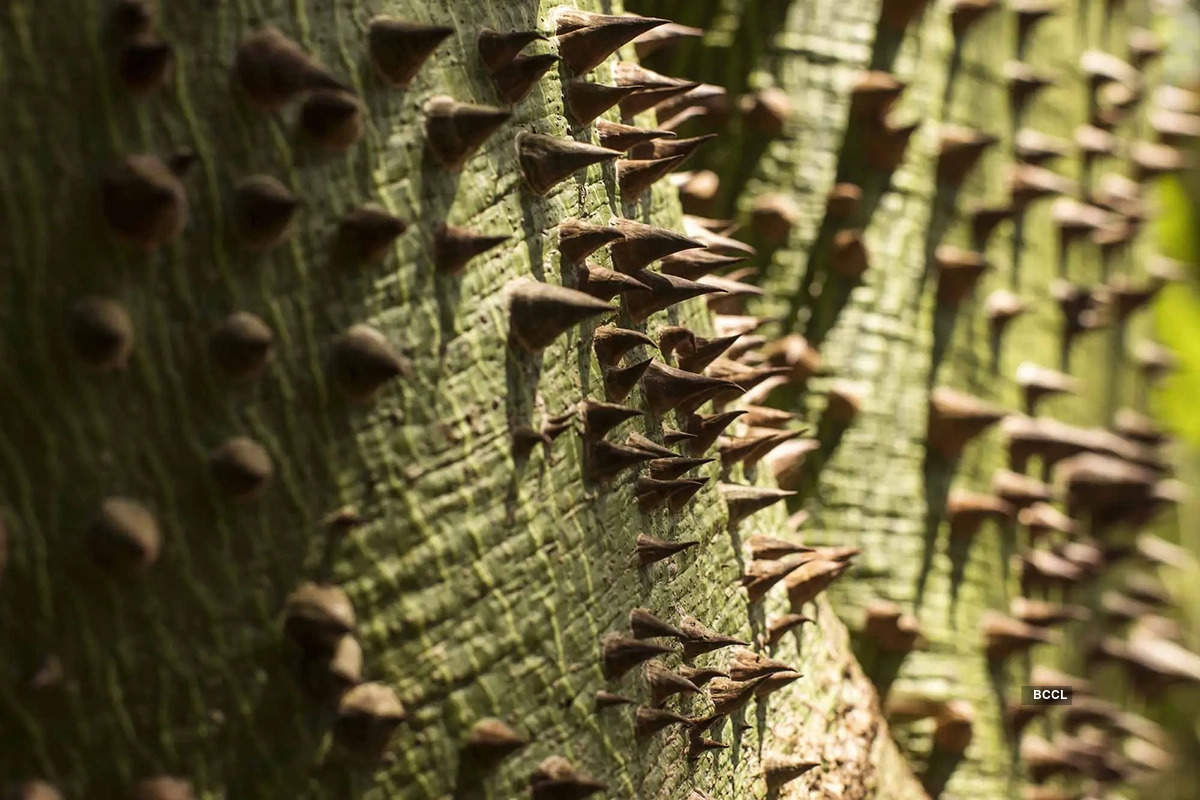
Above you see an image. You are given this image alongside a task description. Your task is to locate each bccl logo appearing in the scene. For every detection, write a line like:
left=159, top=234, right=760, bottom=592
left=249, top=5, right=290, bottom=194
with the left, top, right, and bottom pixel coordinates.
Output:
left=1021, top=685, right=1074, bottom=706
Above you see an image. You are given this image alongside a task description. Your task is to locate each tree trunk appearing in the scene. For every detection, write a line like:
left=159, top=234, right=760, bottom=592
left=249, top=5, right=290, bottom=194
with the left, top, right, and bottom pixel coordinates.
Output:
left=0, top=0, right=1179, bottom=798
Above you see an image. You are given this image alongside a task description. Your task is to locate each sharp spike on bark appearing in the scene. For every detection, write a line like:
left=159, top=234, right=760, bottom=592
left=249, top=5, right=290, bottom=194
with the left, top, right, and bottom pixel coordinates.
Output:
left=659, top=249, right=746, bottom=280
left=832, top=229, right=870, bottom=278
left=609, top=218, right=703, bottom=272
left=557, top=218, right=625, bottom=264
left=748, top=535, right=816, bottom=561
left=687, top=734, right=729, bottom=760
left=332, top=204, right=406, bottom=265
left=210, top=311, right=273, bottom=379
left=595, top=119, right=676, bottom=152
left=233, top=174, right=299, bottom=250
left=603, top=357, right=653, bottom=402
left=756, top=670, right=803, bottom=698
left=507, top=279, right=614, bottom=351
left=635, top=706, right=693, bottom=738
left=619, top=155, right=689, bottom=201
left=679, top=616, right=749, bottom=659
left=648, top=456, right=713, bottom=480
left=742, top=553, right=819, bottom=603
left=654, top=82, right=730, bottom=122
left=785, top=559, right=850, bottom=608
left=1010, top=597, right=1090, bottom=627
left=625, top=270, right=725, bottom=323
left=938, top=125, right=998, bottom=184
left=629, top=133, right=717, bottom=162
left=517, top=132, right=621, bottom=195
left=949, top=0, right=997, bottom=36
left=283, top=581, right=356, bottom=651
left=580, top=399, right=642, bottom=439
left=117, top=37, right=174, bottom=94
left=683, top=216, right=757, bottom=256
left=983, top=612, right=1055, bottom=661
left=614, top=62, right=700, bottom=116
left=928, top=387, right=1008, bottom=459
left=1005, top=60, right=1054, bottom=111
left=881, top=0, right=932, bottom=30
left=625, top=432, right=679, bottom=458
left=209, top=436, right=273, bottom=499
left=947, top=490, right=1015, bottom=537
left=592, top=326, right=655, bottom=366
left=367, top=17, right=453, bottom=88
left=235, top=26, right=347, bottom=109
left=630, top=608, right=688, bottom=640
left=477, top=29, right=547, bottom=72
left=564, top=81, right=646, bottom=125
left=658, top=325, right=697, bottom=361
left=1131, top=140, right=1189, bottom=179
left=636, top=476, right=706, bottom=512
left=850, top=71, right=905, bottom=119
left=823, top=183, right=863, bottom=222
left=553, top=12, right=670, bottom=74
left=683, top=409, right=747, bottom=455
left=1015, top=362, right=1077, bottom=412
left=1015, top=128, right=1070, bottom=164
left=636, top=533, right=699, bottom=566
left=644, top=661, right=701, bottom=706
left=720, top=483, right=797, bottom=526
left=728, top=648, right=795, bottom=682
left=970, top=205, right=1015, bottom=248
left=718, top=430, right=803, bottom=469
left=666, top=478, right=709, bottom=511
left=601, top=632, right=673, bottom=679
left=1010, top=164, right=1077, bottom=208
left=68, top=296, right=134, bottom=370
left=329, top=324, right=410, bottom=401
left=334, top=682, right=406, bottom=758
left=101, top=154, right=187, bottom=250
left=992, top=469, right=1053, bottom=508
left=464, top=718, right=528, bottom=765
left=641, top=361, right=741, bottom=415
left=865, top=117, right=919, bottom=171
left=676, top=665, right=729, bottom=688
left=1018, top=502, right=1077, bottom=538
left=633, top=22, right=704, bottom=58
left=432, top=223, right=508, bottom=275
left=767, top=613, right=815, bottom=646
left=741, top=87, right=792, bottom=137
left=705, top=675, right=770, bottom=718
left=491, top=53, right=560, bottom=104
left=763, top=755, right=820, bottom=788
left=935, top=246, right=990, bottom=305
left=588, top=438, right=656, bottom=480
left=985, top=289, right=1026, bottom=338
left=933, top=701, right=974, bottom=753
left=594, top=690, right=634, bottom=709
left=299, top=89, right=364, bottom=151
left=424, top=96, right=512, bottom=170
left=87, top=497, right=161, bottom=574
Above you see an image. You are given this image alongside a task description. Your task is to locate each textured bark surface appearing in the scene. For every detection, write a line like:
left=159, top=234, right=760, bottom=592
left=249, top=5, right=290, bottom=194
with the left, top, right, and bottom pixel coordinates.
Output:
left=0, top=1, right=928, bottom=799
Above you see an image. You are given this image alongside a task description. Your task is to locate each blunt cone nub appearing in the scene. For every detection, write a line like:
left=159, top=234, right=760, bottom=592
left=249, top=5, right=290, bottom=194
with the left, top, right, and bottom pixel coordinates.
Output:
left=432, top=224, right=508, bottom=275
left=233, top=174, right=299, bottom=250
left=531, top=755, right=606, bottom=800
left=209, top=436, right=274, bottom=499
left=329, top=324, right=410, bottom=401
left=334, top=682, right=407, bottom=758
left=465, top=718, right=528, bottom=764
left=517, top=132, right=621, bottom=195
left=211, top=311, right=274, bottom=379
left=367, top=17, right=452, bottom=87
left=299, top=89, right=364, bottom=151
left=234, top=26, right=346, bottom=109
left=424, top=96, right=512, bottom=170
left=101, top=154, right=188, bottom=250
left=334, top=205, right=407, bottom=265
left=87, top=497, right=161, bottom=573
left=508, top=280, right=613, bottom=351
left=68, top=296, right=134, bottom=370
left=284, top=581, right=356, bottom=651
left=118, top=38, right=174, bottom=94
